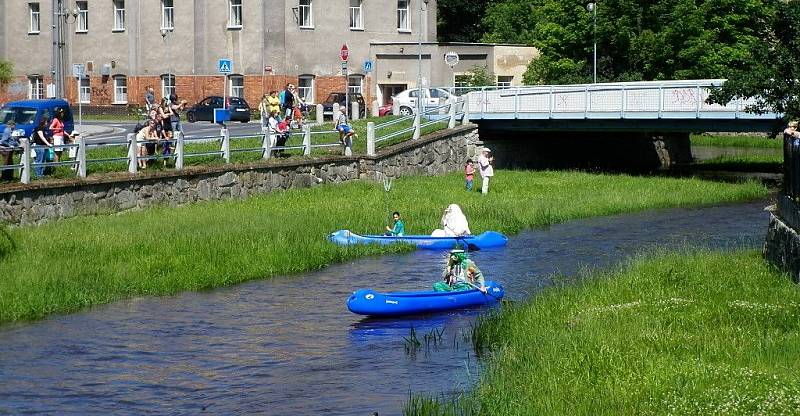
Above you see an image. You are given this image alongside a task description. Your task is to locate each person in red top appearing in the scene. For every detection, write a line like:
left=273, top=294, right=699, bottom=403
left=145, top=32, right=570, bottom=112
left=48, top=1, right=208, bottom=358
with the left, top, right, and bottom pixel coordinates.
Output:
left=275, top=117, right=291, bottom=157
left=464, top=159, right=475, bottom=191
left=48, top=109, right=73, bottom=162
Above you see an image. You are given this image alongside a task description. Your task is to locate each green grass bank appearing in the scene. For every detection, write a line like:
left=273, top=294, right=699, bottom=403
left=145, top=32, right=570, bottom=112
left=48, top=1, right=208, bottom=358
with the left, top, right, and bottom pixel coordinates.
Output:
left=0, top=170, right=767, bottom=324
left=429, top=250, right=800, bottom=416
left=691, top=134, right=781, bottom=148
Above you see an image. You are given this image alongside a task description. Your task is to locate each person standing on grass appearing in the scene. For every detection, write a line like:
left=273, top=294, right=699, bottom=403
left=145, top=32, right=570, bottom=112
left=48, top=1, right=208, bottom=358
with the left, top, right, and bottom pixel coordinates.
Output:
left=785, top=121, right=800, bottom=199
left=477, top=147, right=494, bottom=194
left=144, top=85, right=156, bottom=112
left=464, top=159, right=475, bottom=191
left=49, top=109, right=73, bottom=163
left=169, top=94, right=187, bottom=134
left=384, top=211, right=405, bottom=236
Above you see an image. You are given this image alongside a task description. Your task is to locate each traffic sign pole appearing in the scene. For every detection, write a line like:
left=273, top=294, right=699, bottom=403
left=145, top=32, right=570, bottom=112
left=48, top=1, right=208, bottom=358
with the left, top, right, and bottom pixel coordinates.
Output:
left=341, top=44, right=350, bottom=120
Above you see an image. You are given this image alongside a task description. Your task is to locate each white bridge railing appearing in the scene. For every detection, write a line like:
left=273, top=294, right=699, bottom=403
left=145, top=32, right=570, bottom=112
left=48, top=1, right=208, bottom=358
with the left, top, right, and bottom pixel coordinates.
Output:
left=465, top=79, right=781, bottom=120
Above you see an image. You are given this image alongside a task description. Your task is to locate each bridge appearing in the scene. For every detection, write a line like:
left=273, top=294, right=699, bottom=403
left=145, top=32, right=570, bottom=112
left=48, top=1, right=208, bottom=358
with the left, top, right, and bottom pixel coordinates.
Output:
left=464, top=79, right=783, bottom=133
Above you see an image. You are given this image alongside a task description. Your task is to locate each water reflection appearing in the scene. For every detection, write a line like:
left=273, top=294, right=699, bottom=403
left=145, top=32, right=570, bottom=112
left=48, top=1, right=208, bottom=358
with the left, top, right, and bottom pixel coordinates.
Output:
left=0, top=200, right=771, bottom=415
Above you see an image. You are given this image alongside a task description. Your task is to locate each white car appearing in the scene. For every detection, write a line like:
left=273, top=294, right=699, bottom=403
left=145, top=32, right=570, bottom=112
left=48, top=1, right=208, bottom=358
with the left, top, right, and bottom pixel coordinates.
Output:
left=392, top=88, right=453, bottom=115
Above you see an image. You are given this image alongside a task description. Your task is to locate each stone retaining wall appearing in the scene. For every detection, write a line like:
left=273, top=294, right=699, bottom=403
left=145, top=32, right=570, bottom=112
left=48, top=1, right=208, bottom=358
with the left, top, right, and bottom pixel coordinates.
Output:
left=0, top=125, right=480, bottom=226
left=764, top=195, right=800, bottom=283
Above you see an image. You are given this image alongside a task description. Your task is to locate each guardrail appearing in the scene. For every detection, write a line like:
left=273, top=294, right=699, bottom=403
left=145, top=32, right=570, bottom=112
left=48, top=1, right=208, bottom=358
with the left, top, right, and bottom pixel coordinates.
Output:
left=0, top=98, right=469, bottom=184
left=464, top=79, right=782, bottom=120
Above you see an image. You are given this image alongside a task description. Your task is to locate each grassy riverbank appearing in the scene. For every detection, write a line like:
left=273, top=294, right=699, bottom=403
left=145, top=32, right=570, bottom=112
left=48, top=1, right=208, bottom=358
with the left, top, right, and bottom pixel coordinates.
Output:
left=433, top=250, right=800, bottom=415
left=691, top=134, right=781, bottom=148
left=0, top=170, right=768, bottom=324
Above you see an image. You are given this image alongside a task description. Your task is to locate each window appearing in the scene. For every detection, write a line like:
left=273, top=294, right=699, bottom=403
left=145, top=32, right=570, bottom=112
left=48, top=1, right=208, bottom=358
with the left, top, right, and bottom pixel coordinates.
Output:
left=299, top=0, right=313, bottom=28
left=161, top=0, right=174, bottom=30
left=349, top=0, right=362, bottom=30
left=496, top=76, right=513, bottom=88
left=229, top=75, right=244, bottom=98
left=397, top=0, right=409, bottom=31
left=348, top=75, right=363, bottom=95
left=113, top=0, right=125, bottom=31
left=298, top=75, right=314, bottom=103
left=79, top=77, right=91, bottom=104
left=113, top=76, right=128, bottom=104
left=161, top=74, right=175, bottom=100
left=228, top=0, right=242, bottom=28
left=29, top=76, right=44, bottom=99
left=76, top=1, right=88, bottom=33
left=29, top=3, right=41, bottom=34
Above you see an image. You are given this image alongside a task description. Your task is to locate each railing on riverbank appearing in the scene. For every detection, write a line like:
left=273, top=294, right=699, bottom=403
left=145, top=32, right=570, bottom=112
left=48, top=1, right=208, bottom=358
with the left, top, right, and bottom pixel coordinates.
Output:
left=0, top=98, right=467, bottom=185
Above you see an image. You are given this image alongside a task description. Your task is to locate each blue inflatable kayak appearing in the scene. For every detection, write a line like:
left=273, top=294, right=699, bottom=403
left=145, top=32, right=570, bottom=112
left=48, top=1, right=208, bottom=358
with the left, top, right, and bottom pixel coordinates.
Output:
left=347, top=281, right=505, bottom=317
left=328, top=230, right=508, bottom=250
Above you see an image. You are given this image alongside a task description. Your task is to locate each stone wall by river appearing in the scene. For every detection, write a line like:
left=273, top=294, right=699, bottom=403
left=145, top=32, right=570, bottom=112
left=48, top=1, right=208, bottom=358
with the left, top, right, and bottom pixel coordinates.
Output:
left=764, top=195, right=800, bottom=283
left=0, top=125, right=479, bottom=225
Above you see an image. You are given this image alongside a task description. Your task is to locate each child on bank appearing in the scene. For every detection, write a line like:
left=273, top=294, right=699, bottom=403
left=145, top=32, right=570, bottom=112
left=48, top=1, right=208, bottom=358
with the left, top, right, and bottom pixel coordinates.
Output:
left=464, top=159, right=475, bottom=191
left=336, top=108, right=357, bottom=145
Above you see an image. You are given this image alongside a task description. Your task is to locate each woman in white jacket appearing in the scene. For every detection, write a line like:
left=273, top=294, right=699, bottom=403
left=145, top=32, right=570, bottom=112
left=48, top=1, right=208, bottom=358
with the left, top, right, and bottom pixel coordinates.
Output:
left=432, top=204, right=471, bottom=237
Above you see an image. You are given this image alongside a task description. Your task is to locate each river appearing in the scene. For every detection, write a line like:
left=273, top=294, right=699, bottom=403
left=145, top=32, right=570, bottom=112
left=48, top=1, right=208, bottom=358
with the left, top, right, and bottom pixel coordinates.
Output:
left=0, top=199, right=771, bottom=415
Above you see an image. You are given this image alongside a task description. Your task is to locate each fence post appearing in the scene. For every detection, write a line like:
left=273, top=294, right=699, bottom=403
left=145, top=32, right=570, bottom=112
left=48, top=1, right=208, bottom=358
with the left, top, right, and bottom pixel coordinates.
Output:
left=332, top=102, right=340, bottom=122
left=316, top=103, right=324, bottom=124
left=392, top=100, right=400, bottom=116
left=448, top=97, right=457, bottom=128
left=221, top=127, right=230, bottom=163
left=351, top=101, right=360, bottom=121
left=20, top=138, right=30, bottom=184
left=77, top=136, right=87, bottom=178
left=463, top=96, right=470, bottom=123
left=303, top=125, right=311, bottom=156
left=371, top=100, right=379, bottom=118
left=413, top=112, right=421, bottom=140
left=261, top=128, right=272, bottom=159
left=367, top=121, right=375, bottom=156
left=175, top=131, right=185, bottom=170
left=127, top=133, right=137, bottom=174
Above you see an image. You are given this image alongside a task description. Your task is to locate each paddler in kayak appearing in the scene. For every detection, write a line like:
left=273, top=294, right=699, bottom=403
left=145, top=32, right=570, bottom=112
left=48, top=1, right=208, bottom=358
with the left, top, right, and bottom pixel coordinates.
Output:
left=434, top=249, right=487, bottom=293
left=384, top=211, right=405, bottom=236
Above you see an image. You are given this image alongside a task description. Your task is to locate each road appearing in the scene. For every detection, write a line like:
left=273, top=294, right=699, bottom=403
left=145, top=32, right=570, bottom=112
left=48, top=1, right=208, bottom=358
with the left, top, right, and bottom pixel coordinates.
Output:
left=78, top=119, right=269, bottom=143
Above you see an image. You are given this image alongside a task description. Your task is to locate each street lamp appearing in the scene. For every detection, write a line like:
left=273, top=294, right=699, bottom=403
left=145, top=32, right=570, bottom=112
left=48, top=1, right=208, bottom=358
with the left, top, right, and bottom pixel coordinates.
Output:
left=417, top=0, right=429, bottom=117
left=160, top=28, right=173, bottom=101
left=52, top=1, right=79, bottom=99
left=587, top=2, right=597, bottom=83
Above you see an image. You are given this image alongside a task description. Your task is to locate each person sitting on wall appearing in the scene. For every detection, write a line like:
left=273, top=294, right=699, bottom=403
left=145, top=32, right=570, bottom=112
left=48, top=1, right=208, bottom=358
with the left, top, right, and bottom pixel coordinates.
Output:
left=336, top=107, right=357, bottom=146
left=0, top=121, right=20, bottom=181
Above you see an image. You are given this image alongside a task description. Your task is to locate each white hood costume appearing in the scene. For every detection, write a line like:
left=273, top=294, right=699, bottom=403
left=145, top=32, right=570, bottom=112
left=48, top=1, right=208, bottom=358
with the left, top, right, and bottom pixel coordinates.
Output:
left=431, top=204, right=471, bottom=237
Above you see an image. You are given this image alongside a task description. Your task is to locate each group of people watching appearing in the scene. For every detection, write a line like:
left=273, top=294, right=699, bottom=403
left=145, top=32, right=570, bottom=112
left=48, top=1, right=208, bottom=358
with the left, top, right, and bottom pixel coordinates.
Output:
left=257, top=84, right=308, bottom=156
left=0, top=108, right=78, bottom=178
left=138, top=86, right=187, bottom=168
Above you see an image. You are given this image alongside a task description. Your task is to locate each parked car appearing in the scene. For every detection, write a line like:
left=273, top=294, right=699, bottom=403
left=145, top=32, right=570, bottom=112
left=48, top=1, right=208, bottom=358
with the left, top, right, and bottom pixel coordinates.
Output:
left=321, top=92, right=366, bottom=119
left=392, top=88, right=453, bottom=116
left=0, top=99, right=74, bottom=138
left=186, top=96, right=251, bottom=123
left=378, top=102, right=393, bottom=117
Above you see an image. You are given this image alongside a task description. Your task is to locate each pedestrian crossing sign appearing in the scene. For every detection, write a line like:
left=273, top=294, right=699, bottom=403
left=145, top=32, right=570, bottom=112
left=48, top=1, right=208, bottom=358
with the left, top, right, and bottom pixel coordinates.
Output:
left=218, top=59, right=233, bottom=74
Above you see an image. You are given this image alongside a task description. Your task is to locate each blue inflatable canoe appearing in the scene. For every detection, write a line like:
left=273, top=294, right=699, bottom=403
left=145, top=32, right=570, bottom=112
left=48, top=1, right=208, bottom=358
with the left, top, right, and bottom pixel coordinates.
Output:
left=328, top=230, right=508, bottom=250
left=347, top=281, right=505, bottom=317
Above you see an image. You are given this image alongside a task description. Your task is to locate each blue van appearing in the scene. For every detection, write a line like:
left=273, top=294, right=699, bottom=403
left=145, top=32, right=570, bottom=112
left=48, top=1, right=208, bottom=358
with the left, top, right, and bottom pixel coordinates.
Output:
left=0, top=99, right=74, bottom=138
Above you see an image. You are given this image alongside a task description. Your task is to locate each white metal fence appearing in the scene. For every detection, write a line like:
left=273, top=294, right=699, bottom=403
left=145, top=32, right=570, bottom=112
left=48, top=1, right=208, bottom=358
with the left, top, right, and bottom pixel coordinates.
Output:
left=464, top=79, right=781, bottom=120
left=0, top=96, right=468, bottom=184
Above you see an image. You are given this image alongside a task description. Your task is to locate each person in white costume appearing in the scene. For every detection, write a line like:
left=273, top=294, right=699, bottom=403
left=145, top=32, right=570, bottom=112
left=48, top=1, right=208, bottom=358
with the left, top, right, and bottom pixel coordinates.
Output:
left=431, top=204, right=471, bottom=237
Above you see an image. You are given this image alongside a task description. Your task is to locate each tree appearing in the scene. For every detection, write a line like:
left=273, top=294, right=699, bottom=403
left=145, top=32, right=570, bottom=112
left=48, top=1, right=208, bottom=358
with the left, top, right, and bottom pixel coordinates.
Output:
left=481, top=0, right=775, bottom=85
left=437, top=0, right=491, bottom=42
left=0, top=60, right=12, bottom=84
left=708, top=1, right=800, bottom=120
left=465, top=65, right=495, bottom=87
